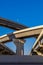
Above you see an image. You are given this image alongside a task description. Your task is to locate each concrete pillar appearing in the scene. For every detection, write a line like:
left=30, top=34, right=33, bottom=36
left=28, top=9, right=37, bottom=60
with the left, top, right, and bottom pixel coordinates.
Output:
left=16, top=42, right=24, bottom=55
left=13, top=39, right=24, bottom=56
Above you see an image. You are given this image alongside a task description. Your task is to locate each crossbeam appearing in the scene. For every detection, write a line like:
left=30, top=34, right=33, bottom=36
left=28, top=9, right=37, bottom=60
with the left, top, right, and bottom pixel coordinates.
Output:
left=14, top=25, right=43, bottom=38
left=0, top=25, right=43, bottom=43
left=0, top=34, right=25, bottom=43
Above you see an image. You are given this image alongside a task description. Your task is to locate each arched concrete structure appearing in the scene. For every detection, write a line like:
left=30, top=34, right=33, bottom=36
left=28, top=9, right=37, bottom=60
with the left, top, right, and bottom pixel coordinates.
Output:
left=0, top=17, right=28, bottom=55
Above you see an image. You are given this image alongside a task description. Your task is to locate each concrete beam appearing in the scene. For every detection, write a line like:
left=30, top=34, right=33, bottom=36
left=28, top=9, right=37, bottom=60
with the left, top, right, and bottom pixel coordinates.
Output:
left=14, top=25, right=43, bottom=38
left=0, top=17, right=28, bottom=30
left=0, top=25, right=43, bottom=43
left=0, top=34, right=25, bottom=43
left=0, top=17, right=27, bottom=44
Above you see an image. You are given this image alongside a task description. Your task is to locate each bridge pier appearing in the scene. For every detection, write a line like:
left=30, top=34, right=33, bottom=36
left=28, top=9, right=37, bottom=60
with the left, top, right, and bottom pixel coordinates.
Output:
left=13, top=39, right=24, bottom=55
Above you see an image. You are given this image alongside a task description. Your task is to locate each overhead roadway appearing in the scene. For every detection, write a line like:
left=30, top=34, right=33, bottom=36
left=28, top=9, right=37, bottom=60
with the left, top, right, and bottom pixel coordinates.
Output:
left=1, top=24, right=43, bottom=56
left=0, top=17, right=28, bottom=43
left=13, top=25, right=43, bottom=38
left=0, top=25, right=43, bottom=43
left=0, top=17, right=28, bottom=55
left=0, top=17, right=28, bottom=30
left=0, top=17, right=43, bottom=56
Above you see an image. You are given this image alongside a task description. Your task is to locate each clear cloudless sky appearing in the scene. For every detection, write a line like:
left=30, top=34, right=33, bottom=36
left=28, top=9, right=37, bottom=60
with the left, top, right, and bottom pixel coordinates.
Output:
left=0, top=0, right=43, bottom=55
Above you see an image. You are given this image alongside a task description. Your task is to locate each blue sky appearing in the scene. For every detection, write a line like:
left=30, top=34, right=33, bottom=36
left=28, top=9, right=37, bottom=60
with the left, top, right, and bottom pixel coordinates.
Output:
left=0, top=0, right=43, bottom=55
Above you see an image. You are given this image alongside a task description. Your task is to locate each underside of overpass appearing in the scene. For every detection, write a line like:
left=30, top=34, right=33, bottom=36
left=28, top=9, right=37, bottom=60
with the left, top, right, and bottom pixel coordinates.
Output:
left=0, top=17, right=43, bottom=57
left=0, top=17, right=28, bottom=55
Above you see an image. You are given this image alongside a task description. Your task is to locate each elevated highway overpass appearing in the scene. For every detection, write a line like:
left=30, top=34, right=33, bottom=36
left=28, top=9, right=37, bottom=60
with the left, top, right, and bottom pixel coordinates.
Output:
left=0, top=25, right=43, bottom=43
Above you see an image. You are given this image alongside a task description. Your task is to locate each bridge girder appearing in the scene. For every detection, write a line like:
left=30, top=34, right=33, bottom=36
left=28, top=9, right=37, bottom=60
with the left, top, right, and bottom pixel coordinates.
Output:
left=0, top=25, right=43, bottom=43
left=0, top=17, right=28, bottom=43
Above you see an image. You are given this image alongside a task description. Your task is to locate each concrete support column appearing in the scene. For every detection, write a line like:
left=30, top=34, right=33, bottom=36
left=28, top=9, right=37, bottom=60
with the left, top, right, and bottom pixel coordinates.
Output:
left=16, top=42, right=24, bottom=55
left=13, top=39, right=24, bottom=56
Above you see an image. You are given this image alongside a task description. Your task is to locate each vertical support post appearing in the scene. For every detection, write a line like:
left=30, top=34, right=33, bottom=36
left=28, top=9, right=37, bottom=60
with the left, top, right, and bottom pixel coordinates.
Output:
left=13, top=39, right=24, bottom=56
left=16, top=42, right=24, bottom=55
